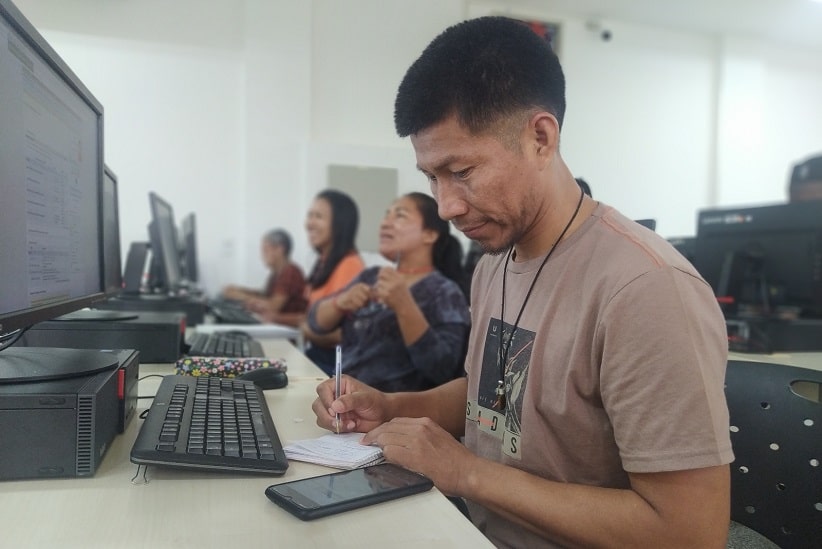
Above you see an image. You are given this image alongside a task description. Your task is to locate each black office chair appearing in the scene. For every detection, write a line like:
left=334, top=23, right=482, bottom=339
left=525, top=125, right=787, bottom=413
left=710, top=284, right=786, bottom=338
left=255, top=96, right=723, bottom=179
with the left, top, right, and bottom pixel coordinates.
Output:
left=724, top=359, right=821, bottom=548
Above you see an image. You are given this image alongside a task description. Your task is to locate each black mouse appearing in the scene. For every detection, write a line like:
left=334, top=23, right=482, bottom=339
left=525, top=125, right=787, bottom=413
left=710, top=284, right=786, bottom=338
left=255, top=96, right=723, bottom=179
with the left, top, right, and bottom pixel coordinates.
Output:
left=236, top=368, right=288, bottom=390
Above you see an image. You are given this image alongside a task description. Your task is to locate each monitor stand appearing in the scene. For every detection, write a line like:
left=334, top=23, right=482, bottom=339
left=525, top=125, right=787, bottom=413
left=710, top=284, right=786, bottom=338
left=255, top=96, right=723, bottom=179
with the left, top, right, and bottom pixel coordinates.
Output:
left=53, top=310, right=139, bottom=322
left=0, top=347, right=119, bottom=384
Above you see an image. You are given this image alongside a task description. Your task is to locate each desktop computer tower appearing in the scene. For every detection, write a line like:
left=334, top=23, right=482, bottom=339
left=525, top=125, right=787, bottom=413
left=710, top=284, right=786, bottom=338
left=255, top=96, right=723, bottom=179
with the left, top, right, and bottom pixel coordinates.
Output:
left=96, top=294, right=207, bottom=327
left=0, top=353, right=124, bottom=481
left=111, top=348, right=140, bottom=434
left=18, top=311, right=185, bottom=363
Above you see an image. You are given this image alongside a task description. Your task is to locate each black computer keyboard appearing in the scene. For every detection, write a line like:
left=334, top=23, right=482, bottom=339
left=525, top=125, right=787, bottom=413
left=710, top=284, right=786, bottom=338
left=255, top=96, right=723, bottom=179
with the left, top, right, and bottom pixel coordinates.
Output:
left=130, top=375, right=288, bottom=475
left=187, top=331, right=264, bottom=357
left=208, top=300, right=261, bottom=325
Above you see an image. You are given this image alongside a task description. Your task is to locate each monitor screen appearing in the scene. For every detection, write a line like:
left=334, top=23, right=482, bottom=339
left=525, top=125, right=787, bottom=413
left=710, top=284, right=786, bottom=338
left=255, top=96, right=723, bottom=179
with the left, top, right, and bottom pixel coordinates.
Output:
left=0, top=0, right=105, bottom=336
left=693, top=201, right=822, bottom=318
left=634, top=219, right=657, bottom=231
left=667, top=236, right=696, bottom=264
left=148, top=192, right=183, bottom=293
left=102, top=165, right=123, bottom=295
left=180, top=212, right=199, bottom=284
left=49, top=164, right=134, bottom=321
left=0, top=0, right=117, bottom=382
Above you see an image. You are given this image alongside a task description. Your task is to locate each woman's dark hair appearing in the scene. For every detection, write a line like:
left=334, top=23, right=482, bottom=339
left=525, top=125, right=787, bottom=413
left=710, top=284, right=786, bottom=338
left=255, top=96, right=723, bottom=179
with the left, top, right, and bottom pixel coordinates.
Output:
left=307, top=189, right=359, bottom=288
left=406, top=192, right=465, bottom=293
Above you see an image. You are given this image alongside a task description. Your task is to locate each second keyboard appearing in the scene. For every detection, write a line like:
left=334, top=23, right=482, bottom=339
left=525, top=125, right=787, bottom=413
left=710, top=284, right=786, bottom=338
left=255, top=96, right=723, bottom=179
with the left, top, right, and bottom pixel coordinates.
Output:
left=187, top=331, right=264, bottom=358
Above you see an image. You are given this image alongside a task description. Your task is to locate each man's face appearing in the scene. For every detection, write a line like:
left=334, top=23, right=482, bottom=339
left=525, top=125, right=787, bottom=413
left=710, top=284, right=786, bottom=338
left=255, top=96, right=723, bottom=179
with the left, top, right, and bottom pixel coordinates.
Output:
left=410, top=115, right=543, bottom=254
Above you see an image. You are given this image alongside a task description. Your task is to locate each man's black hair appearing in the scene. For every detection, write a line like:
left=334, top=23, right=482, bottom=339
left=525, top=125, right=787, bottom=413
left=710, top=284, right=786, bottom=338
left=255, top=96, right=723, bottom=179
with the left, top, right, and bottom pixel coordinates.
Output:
left=789, top=154, right=822, bottom=188
left=395, top=16, right=566, bottom=137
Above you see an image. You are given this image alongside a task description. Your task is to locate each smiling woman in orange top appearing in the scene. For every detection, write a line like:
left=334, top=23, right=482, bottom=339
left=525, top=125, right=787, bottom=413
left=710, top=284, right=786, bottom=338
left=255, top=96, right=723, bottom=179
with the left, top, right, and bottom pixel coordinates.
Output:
left=300, top=189, right=365, bottom=373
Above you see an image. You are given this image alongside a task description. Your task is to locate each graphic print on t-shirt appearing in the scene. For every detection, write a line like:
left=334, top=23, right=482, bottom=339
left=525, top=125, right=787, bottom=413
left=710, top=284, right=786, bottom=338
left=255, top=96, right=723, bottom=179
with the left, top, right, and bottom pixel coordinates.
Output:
left=473, top=317, right=534, bottom=459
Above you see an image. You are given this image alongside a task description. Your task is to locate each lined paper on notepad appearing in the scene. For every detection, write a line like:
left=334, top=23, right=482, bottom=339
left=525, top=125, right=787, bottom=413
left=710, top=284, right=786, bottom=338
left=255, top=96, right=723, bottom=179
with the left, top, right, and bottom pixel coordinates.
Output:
left=284, top=433, right=384, bottom=469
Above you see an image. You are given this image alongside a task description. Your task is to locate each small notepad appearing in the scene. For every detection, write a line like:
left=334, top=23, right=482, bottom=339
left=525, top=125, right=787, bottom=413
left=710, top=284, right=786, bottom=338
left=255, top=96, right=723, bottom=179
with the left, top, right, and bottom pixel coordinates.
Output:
left=284, top=433, right=384, bottom=469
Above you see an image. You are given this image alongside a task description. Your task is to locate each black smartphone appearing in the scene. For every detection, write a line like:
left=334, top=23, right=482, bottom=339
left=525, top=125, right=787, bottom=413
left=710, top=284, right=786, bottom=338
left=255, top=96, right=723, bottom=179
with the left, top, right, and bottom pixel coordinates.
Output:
left=265, top=463, right=434, bottom=520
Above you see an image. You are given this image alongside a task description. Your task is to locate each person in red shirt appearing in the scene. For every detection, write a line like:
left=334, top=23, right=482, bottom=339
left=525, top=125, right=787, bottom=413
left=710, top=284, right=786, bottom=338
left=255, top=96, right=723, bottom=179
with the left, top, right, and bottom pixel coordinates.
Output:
left=222, top=229, right=307, bottom=325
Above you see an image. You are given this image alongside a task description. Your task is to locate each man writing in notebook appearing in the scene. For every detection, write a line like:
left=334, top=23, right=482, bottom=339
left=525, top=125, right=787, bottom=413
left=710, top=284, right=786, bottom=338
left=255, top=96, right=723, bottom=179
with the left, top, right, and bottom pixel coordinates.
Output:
left=312, top=16, right=733, bottom=548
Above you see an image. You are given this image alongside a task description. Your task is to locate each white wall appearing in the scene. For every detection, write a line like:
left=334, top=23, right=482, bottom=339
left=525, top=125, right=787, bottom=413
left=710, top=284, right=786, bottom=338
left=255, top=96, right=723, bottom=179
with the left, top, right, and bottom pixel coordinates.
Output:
left=716, top=38, right=822, bottom=208
left=12, top=0, right=822, bottom=295
left=555, top=18, right=717, bottom=237
left=241, top=1, right=312, bottom=292
left=39, top=31, right=246, bottom=295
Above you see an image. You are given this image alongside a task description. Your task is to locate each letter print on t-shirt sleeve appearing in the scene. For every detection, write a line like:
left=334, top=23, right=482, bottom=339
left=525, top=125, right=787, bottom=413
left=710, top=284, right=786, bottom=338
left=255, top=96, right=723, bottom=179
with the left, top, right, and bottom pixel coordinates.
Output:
left=475, top=318, right=534, bottom=460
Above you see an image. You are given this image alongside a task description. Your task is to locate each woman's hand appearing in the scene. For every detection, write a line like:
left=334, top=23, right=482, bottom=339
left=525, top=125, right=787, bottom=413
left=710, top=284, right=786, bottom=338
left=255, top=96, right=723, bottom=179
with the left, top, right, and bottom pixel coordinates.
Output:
left=334, top=283, right=372, bottom=313
left=372, top=267, right=413, bottom=310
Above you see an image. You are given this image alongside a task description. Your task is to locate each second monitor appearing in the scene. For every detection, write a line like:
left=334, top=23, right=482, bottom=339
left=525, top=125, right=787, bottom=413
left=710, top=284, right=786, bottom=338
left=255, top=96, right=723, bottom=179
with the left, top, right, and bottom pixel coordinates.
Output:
left=693, top=201, right=822, bottom=319
left=146, top=192, right=200, bottom=295
left=179, top=211, right=199, bottom=286
left=148, top=191, right=185, bottom=294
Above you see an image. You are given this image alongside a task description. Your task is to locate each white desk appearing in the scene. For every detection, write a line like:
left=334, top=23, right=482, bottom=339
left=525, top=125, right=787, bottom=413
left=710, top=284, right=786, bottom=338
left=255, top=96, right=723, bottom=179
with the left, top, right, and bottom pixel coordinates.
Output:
left=0, top=339, right=493, bottom=548
left=728, top=351, right=822, bottom=372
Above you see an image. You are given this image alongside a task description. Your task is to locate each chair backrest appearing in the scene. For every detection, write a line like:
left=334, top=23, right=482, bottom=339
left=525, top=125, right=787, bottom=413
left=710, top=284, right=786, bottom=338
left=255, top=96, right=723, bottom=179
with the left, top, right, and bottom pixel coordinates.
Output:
left=725, top=359, right=822, bottom=548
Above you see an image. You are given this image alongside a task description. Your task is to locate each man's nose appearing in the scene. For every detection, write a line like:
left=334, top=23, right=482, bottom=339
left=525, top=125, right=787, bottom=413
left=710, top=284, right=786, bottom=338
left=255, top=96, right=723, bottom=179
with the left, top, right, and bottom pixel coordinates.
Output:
left=435, top=183, right=467, bottom=221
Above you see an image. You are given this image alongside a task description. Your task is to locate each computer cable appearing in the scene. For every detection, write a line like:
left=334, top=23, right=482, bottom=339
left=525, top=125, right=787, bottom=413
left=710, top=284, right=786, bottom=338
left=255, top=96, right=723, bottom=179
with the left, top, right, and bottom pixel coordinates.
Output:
left=0, top=325, right=32, bottom=352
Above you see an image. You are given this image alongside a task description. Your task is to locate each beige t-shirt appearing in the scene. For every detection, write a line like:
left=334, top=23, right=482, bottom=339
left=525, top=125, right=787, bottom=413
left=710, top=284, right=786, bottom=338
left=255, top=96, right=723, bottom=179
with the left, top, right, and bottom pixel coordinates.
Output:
left=464, top=203, right=733, bottom=548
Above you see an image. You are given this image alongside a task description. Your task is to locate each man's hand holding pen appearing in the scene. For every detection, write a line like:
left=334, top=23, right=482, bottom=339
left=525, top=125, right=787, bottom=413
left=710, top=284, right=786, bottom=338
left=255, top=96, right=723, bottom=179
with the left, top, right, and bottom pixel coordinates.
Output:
left=314, top=374, right=390, bottom=435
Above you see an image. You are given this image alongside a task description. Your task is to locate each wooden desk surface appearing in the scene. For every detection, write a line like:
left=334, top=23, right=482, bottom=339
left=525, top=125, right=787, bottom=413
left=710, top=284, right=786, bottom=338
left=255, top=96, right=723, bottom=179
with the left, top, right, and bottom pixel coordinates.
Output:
left=728, top=351, right=822, bottom=372
left=0, top=339, right=493, bottom=548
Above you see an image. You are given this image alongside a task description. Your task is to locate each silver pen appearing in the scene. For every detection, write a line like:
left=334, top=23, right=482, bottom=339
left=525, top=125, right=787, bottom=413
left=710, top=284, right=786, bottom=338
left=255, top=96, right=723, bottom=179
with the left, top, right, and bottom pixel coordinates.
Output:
left=335, top=345, right=342, bottom=434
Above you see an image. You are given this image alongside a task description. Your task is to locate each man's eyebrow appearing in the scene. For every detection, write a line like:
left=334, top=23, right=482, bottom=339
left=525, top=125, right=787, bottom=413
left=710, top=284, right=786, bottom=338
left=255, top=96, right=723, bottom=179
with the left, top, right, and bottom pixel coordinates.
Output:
left=416, top=155, right=461, bottom=173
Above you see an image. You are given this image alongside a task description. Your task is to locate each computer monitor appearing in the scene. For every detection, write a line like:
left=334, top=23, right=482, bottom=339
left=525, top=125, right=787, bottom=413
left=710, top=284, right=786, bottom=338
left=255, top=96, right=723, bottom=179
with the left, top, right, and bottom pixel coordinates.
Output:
left=148, top=191, right=183, bottom=293
left=693, top=201, right=822, bottom=318
left=179, top=212, right=199, bottom=284
left=0, top=0, right=117, bottom=381
left=51, top=164, right=136, bottom=321
left=634, top=219, right=657, bottom=231
left=102, top=165, right=123, bottom=295
left=667, top=236, right=696, bottom=264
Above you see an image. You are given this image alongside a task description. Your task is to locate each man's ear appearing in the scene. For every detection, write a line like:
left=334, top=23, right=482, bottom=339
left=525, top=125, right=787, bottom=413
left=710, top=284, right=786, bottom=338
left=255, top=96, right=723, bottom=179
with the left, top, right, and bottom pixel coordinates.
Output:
left=530, top=112, right=560, bottom=163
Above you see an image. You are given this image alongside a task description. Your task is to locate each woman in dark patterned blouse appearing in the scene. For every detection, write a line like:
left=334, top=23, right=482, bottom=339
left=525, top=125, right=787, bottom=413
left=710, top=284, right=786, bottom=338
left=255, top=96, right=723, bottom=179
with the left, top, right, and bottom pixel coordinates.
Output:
left=307, top=192, right=470, bottom=392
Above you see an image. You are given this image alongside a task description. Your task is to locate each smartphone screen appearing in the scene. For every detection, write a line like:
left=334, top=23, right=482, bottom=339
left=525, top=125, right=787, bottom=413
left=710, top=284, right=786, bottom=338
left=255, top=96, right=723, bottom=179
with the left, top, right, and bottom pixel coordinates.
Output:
left=265, top=463, right=433, bottom=520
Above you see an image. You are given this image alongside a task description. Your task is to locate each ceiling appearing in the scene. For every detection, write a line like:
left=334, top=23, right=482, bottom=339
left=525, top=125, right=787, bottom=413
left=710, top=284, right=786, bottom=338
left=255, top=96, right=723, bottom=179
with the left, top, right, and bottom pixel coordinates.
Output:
left=12, top=1, right=822, bottom=53
left=502, top=0, right=822, bottom=51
